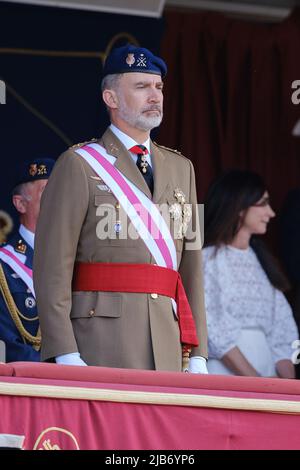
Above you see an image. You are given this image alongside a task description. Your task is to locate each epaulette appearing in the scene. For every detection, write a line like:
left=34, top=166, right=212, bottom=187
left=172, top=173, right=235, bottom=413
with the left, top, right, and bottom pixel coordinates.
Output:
left=71, top=137, right=98, bottom=150
left=153, top=142, right=183, bottom=156
left=15, top=238, right=27, bottom=255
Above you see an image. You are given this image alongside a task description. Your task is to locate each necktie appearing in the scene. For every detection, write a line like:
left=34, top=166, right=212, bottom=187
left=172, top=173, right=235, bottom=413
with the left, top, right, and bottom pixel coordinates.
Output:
left=130, top=145, right=154, bottom=195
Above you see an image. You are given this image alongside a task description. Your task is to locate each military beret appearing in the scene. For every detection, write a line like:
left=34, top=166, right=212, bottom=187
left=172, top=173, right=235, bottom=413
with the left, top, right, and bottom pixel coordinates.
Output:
left=14, top=158, right=55, bottom=188
left=102, top=44, right=167, bottom=78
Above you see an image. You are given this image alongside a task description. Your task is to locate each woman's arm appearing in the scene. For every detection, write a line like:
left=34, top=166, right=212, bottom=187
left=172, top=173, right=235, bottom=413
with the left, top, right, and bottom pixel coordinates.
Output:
left=222, top=346, right=260, bottom=376
left=276, top=359, right=295, bottom=379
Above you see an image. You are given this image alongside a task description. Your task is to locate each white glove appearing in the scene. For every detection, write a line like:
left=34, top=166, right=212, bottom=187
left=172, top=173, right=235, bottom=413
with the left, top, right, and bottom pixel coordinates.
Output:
left=188, top=356, right=208, bottom=374
left=55, top=352, right=87, bottom=366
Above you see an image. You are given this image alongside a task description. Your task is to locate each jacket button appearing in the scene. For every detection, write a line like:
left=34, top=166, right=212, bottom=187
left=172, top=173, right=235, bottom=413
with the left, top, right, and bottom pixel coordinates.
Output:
left=89, top=309, right=95, bottom=317
left=151, top=293, right=158, bottom=299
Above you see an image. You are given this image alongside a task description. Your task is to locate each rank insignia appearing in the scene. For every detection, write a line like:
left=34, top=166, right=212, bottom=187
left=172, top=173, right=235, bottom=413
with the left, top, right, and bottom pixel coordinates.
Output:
left=126, top=53, right=135, bottom=67
left=108, top=143, right=119, bottom=153
left=15, top=239, right=27, bottom=254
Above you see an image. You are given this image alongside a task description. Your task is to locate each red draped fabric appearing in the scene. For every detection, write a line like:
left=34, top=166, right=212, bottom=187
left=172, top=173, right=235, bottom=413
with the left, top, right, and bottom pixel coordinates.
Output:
left=0, top=363, right=300, bottom=450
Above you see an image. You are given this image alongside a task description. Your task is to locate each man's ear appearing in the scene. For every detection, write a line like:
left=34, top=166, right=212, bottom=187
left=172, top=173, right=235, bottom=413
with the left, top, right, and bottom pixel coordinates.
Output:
left=102, top=89, right=118, bottom=109
left=12, top=195, right=27, bottom=214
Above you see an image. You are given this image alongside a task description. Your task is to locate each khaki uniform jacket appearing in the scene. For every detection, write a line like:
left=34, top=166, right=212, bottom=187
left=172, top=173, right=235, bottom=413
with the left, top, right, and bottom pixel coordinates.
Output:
left=33, top=128, right=208, bottom=371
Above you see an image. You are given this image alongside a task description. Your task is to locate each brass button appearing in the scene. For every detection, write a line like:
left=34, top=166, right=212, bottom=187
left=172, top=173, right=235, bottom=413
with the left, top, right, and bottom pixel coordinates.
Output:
left=151, top=293, right=158, bottom=299
left=89, top=309, right=95, bottom=317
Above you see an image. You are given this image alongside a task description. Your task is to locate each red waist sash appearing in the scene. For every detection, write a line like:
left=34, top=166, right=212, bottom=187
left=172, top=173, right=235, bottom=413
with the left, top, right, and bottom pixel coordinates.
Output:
left=72, top=263, right=199, bottom=348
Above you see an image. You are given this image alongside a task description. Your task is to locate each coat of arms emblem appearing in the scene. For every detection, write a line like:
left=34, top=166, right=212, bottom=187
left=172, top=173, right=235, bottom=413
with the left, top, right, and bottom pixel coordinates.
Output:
left=29, top=164, right=37, bottom=176
left=126, top=53, right=135, bottom=67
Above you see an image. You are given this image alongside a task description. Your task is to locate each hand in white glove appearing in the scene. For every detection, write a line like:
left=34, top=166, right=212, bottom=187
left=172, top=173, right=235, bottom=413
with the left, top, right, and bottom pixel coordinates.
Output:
left=188, top=356, right=208, bottom=374
left=55, top=352, right=87, bottom=366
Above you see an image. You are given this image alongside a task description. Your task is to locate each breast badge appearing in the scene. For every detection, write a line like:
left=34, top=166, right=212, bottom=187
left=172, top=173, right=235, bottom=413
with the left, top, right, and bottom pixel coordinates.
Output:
left=169, top=188, right=192, bottom=240
left=25, top=296, right=36, bottom=309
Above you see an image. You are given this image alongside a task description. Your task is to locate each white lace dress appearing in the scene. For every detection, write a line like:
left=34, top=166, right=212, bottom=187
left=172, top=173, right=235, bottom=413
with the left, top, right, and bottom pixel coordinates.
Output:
left=203, top=245, right=299, bottom=376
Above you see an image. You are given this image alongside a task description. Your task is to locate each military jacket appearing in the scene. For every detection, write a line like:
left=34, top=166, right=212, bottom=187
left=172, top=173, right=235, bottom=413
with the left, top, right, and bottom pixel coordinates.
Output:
left=0, top=231, right=40, bottom=362
left=34, top=128, right=208, bottom=370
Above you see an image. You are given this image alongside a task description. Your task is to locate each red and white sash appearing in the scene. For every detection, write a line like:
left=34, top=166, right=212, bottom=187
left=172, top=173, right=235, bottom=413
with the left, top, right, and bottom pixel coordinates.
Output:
left=0, top=246, right=34, bottom=296
left=75, top=142, right=177, bottom=271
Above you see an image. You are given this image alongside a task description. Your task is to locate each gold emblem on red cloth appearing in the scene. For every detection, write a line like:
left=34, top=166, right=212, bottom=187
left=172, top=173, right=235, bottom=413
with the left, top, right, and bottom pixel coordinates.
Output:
left=169, top=188, right=192, bottom=240
left=126, top=53, right=135, bottom=67
left=33, top=427, right=80, bottom=450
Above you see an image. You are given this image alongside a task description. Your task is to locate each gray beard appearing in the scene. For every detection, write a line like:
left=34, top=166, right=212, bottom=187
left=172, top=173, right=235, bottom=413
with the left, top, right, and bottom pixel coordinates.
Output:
left=118, top=101, right=163, bottom=131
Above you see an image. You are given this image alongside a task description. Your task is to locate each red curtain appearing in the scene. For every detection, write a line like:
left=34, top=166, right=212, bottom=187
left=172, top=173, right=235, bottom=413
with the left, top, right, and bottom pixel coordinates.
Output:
left=159, top=8, right=300, bottom=216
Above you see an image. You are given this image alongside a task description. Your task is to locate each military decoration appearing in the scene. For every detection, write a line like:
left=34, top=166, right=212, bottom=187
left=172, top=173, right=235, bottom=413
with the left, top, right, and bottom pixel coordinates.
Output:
left=139, top=155, right=148, bottom=174
left=169, top=188, right=192, bottom=240
left=114, top=201, right=122, bottom=235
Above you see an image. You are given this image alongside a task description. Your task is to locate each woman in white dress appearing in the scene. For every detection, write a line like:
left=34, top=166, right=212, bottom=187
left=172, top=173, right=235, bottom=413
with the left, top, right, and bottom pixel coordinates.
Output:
left=203, top=170, right=298, bottom=378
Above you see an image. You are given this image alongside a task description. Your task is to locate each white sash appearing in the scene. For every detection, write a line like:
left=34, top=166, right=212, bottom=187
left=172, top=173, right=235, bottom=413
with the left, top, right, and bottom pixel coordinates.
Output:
left=0, top=246, right=35, bottom=296
left=75, top=142, right=177, bottom=271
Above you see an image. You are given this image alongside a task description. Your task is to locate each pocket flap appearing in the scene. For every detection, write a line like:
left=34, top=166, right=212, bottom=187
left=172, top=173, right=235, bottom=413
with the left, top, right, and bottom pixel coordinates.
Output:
left=71, top=291, right=121, bottom=318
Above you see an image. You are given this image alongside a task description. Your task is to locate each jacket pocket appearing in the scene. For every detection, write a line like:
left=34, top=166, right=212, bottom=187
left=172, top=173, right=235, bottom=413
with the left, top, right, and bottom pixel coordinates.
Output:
left=71, top=291, right=122, bottom=318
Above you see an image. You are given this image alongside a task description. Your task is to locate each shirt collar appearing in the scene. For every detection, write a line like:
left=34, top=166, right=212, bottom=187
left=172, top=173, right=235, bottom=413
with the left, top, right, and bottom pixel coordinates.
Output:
left=19, top=224, right=35, bottom=249
left=109, top=124, right=150, bottom=154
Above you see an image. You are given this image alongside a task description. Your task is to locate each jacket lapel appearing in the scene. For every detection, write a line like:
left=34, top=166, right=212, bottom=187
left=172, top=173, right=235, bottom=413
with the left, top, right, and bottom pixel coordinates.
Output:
left=151, top=142, right=169, bottom=203
left=100, top=128, right=152, bottom=199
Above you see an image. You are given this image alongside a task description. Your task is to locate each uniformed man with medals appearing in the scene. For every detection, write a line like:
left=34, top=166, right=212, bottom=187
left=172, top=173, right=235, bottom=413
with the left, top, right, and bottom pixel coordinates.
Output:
left=0, top=158, right=54, bottom=361
left=34, top=45, right=208, bottom=373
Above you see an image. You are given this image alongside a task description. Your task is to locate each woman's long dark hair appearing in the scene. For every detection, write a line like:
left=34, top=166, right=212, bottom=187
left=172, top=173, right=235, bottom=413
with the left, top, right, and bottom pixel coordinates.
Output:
left=204, top=170, right=290, bottom=292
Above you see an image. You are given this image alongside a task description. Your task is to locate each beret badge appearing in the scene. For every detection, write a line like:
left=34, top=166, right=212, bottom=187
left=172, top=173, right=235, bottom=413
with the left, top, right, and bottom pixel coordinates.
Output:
left=126, top=53, right=135, bottom=67
left=29, top=164, right=37, bottom=177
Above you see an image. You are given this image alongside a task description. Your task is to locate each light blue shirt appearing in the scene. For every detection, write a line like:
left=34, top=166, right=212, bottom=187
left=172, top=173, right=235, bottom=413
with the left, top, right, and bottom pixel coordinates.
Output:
left=19, top=224, right=35, bottom=249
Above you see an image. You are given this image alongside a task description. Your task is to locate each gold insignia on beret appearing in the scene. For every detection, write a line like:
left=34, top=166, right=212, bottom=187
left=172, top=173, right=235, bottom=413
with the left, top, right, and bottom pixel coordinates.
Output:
left=126, top=53, right=135, bottom=67
left=29, top=164, right=37, bottom=176
left=37, top=164, right=47, bottom=176
left=15, top=239, right=27, bottom=254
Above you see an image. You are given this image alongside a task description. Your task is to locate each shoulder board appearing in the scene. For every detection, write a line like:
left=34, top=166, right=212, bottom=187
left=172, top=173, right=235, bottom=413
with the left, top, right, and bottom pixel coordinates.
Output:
left=71, top=138, right=98, bottom=150
left=153, top=142, right=182, bottom=156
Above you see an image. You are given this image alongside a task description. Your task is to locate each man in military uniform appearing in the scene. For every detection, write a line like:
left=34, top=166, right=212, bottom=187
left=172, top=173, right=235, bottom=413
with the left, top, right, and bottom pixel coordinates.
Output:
left=0, top=158, right=55, bottom=362
left=34, top=45, right=208, bottom=372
